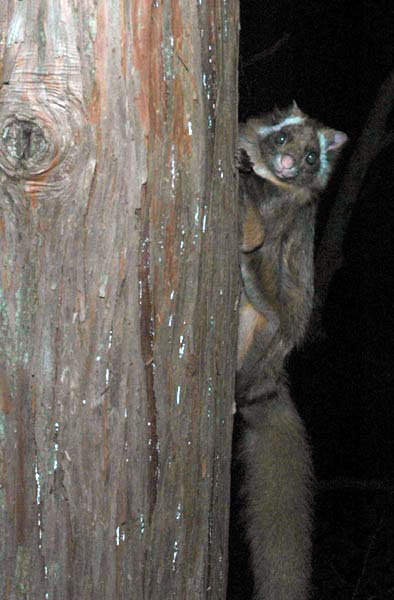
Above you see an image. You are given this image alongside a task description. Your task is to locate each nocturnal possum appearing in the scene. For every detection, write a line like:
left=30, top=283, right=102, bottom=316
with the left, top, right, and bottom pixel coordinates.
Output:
left=235, top=102, right=347, bottom=600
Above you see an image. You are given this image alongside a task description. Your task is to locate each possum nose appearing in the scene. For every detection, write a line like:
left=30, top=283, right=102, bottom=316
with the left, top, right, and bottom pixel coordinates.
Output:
left=281, top=154, right=295, bottom=169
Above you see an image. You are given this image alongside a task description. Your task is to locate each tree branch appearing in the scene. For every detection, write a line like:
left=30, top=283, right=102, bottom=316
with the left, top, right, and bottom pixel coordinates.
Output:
left=311, top=67, right=394, bottom=336
left=242, top=33, right=290, bottom=68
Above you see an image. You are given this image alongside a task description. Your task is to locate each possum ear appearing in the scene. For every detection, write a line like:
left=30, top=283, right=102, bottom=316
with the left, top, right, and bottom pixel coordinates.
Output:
left=326, top=130, right=348, bottom=151
left=291, top=100, right=304, bottom=116
left=323, top=129, right=348, bottom=152
left=271, top=105, right=282, bottom=124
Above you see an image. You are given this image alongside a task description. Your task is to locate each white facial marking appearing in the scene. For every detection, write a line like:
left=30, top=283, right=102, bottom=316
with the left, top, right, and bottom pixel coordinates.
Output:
left=258, top=116, right=305, bottom=137
left=318, top=131, right=329, bottom=185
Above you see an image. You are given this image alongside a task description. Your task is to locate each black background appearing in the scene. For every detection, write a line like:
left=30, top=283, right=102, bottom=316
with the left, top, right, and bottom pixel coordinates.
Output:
left=229, top=2, right=394, bottom=598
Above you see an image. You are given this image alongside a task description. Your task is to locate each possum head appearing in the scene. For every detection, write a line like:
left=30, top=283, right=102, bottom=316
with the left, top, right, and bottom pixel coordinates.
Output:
left=238, top=102, right=347, bottom=192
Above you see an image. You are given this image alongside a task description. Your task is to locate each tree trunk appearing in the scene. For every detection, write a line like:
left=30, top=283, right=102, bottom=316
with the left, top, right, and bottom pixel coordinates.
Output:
left=0, top=2, right=239, bottom=599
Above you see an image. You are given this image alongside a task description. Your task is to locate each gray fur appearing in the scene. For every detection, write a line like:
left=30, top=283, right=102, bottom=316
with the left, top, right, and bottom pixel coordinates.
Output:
left=241, top=384, right=313, bottom=600
left=236, top=104, right=347, bottom=599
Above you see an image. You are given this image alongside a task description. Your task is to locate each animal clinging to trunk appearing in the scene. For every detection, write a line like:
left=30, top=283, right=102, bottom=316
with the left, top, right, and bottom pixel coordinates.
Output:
left=236, top=102, right=347, bottom=600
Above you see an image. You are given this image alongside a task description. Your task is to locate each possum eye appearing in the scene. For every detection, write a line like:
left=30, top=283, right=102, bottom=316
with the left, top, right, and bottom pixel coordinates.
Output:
left=275, top=132, right=287, bottom=145
left=305, top=150, right=318, bottom=165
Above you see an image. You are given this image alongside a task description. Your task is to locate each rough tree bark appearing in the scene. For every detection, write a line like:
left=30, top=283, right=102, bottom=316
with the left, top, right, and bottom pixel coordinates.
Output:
left=0, top=2, right=239, bottom=599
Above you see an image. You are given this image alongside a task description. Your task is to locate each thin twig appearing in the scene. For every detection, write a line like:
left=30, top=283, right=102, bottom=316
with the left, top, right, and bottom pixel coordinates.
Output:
left=242, top=33, right=290, bottom=68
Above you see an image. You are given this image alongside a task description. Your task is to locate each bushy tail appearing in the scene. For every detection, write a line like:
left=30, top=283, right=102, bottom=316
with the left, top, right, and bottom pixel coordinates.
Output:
left=240, top=382, right=313, bottom=600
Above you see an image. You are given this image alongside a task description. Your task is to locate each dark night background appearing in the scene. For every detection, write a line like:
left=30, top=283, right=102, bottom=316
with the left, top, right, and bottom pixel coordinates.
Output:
left=229, top=2, right=394, bottom=599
